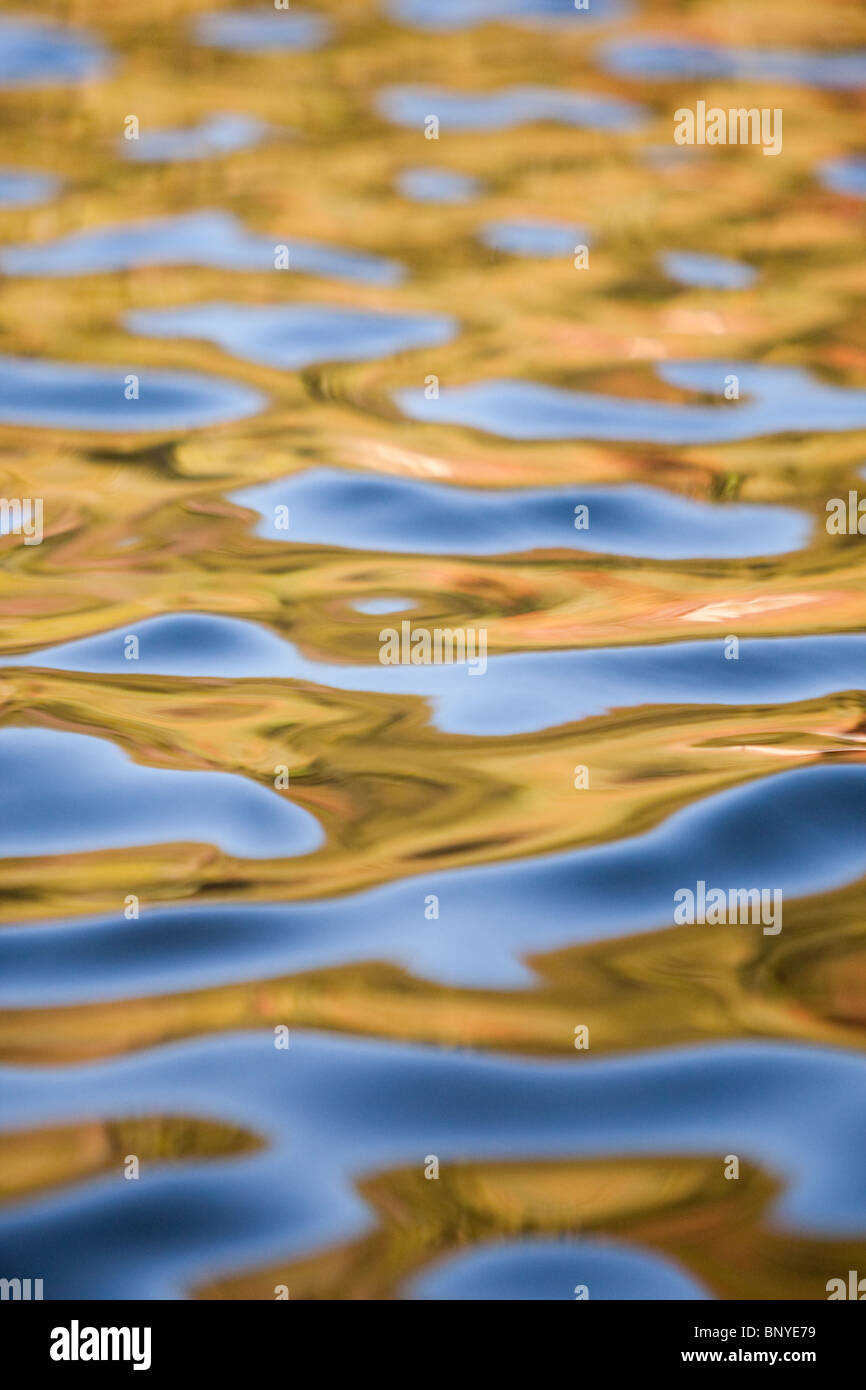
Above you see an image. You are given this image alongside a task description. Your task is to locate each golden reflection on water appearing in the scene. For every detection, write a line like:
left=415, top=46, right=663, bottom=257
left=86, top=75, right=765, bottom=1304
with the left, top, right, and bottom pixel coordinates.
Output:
left=1, top=0, right=865, bottom=1300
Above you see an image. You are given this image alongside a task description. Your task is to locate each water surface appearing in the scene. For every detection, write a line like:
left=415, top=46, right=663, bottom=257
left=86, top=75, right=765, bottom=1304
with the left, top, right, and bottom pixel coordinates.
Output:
left=128, top=302, right=456, bottom=368
left=0, top=0, right=863, bottom=1305
left=377, top=85, right=646, bottom=132
left=1, top=211, right=403, bottom=285
left=0, top=354, right=266, bottom=431
left=601, top=37, right=866, bottom=89
left=231, top=465, right=809, bottom=558
left=192, top=8, right=333, bottom=53
left=4, top=616, right=864, bottom=737
left=121, top=114, right=270, bottom=164
left=0, top=167, right=60, bottom=207
left=397, top=361, right=866, bottom=443
left=0, top=14, right=109, bottom=87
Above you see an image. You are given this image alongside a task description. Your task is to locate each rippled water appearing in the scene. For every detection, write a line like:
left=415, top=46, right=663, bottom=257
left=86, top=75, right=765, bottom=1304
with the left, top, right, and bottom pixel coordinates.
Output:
left=0, top=0, right=865, bottom=1303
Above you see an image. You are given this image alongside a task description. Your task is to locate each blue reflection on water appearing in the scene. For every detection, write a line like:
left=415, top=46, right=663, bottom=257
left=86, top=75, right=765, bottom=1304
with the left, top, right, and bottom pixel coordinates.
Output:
left=406, top=1238, right=709, bottom=1300
left=2, top=761, right=863, bottom=993
left=378, top=84, right=646, bottom=132
left=0, top=354, right=266, bottom=431
left=397, top=361, right=866, bottom=443
left=601, top=37, right=866, bottom=90
left=120, top=114, right=270, bottom=164
left=660, top=251, right=757, bottom=290
left=0, top=727, right=321, bottom=860
left=192, top=8, right=333, bottom=53
left=127, top=301, right=456, bottom=368
left=5, top=616, right=866, bottom=738
left=0, top=1032, right=863, bottom=1296
left=1, top=211, right=404, bottom=286
left=230, top=465, right=810, bottom=559
left=396, top=167, right=482, bottom=203
left=0, top=167, right=60, bottom=207
left=0, top=15, right=109, bottom=87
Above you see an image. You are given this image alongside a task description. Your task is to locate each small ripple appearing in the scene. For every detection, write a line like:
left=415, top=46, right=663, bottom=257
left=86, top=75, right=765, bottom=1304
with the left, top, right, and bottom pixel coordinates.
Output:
left=601, top=36, right=866, bottom=90
left=230, top=465, right=810, bottom=559
left=191, top=8, right=333, bottom=53
left=120, top=114, right=270, bottom=164
left=350, top=596, right=416, bottom=614
left=406, top=1238, right=708, bottom=1300
left=0, top=15, right=109, bottom=88
left=386, top=0, right=631, bottom=30
left=818, top=156, right=866, bottom=199
left=0, top=354, right=266, bottom=431
left=127, top=301, right=456, bottom=369
left=396, top=361, right=866, bottom=444
left=0, top=727, right=321, bottom=861
left=3, top=615, right=866, bottom=737
left=396, top=167, right=482, bottom=204
left=479, top=218, right=588, bottom=258
left=0, top=167, right=61, bottom=208
left=659, top=251, right=757, bottom=291
left=1, top=211, right=404, bottom=286
left=377, top=85, right=646, bottom=133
